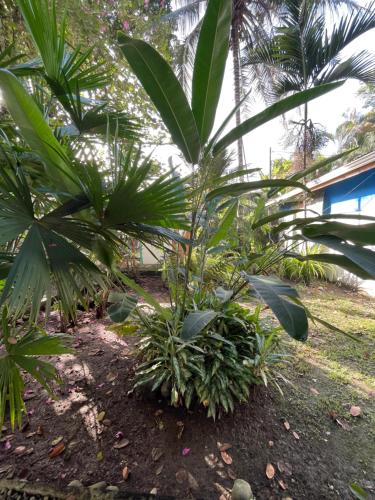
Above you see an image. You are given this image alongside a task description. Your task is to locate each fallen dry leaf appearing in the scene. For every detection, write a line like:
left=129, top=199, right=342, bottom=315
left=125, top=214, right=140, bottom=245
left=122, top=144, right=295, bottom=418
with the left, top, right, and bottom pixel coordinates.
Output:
left=292, top=431, right=300, bottom=440
left=51, top=436, right=63, bottom=446
left=204, top=453, right=218, bottom=469
left=266, top=463, right=275, bottom=479
left=335, top=418, right=350, bottom=431
left=106, top=372, right=118, bottom=383
left=48, top=442, right=65, bottom=458
left=151, top=447, right=163, bottom=462
left=14, top=446, right=26, bottom=456
left=278, top=479, right=288, bottom=490
left=213, top=482, right=230, bottom=498
left=96, top=411, right=106, bottom=422
left=122, top=466, right=130, bottom=480
left=350, top=405, right=361, bottom=417
left=220, top=450, right=233, bottom=465
left=217, top=442, right=232, bottom=452
left=96, top=451, right=104, bottom=461
left=283, top=421, right=290, bottom=431
left=310, top=387, right=320, bottom=396
left=155, top=464, right=164, bottom=476
left=113, top=438, right=130, bottom=449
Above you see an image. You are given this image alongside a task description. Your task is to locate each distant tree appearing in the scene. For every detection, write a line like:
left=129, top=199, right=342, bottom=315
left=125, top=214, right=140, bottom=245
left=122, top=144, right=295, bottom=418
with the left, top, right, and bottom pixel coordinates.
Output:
left=336, top=85, right=375, bottom=160
left=0, top=0, right=174, bottom=138
left=244, top=0, right=375, bottom=172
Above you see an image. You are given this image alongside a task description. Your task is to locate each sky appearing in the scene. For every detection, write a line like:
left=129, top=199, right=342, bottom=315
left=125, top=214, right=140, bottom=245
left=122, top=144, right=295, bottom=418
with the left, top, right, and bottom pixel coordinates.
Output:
left=153, top=1, right=375, bottom=176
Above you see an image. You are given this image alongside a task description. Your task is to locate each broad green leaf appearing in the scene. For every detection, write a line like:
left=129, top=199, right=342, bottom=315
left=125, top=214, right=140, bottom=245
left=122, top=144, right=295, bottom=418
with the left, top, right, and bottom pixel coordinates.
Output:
left=11, top=331, right=72, bottom=356
left=0, top=69, right=78, bottom=192
left=191, top=0, right=231, bottom=144
left=207, top=200, right=238, bottom=248
left=303, top=221, right=375, bottom=245
left=118, top=34, right=200, bottom=164
left=243, top=274, right=308, bottom=340
left=181, top=310, right=218, bottom=341
left=213, top=81, right=344, bottom=154
left=115, top=270, right=172, bottom=321
left=293, top=253, right=373, bottom=280
left=302, top=233, right=375, bottom=279
left=273, top=213, right=375, bottom=234
left=107, top=292, right=138, bottom=323
left=206, top=179, right=310, bottom=201
left=252, top=209, right=305, bottom=229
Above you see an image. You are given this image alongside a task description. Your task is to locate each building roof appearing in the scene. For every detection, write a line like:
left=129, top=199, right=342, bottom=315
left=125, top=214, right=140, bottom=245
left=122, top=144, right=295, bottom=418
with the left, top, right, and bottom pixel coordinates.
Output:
left=269, top=150, right=375, bottom=205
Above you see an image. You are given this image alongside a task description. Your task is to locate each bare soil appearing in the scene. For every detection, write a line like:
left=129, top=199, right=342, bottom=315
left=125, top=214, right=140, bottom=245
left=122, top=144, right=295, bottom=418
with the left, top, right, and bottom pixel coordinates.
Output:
left=0, top=277, right=374, bottom=499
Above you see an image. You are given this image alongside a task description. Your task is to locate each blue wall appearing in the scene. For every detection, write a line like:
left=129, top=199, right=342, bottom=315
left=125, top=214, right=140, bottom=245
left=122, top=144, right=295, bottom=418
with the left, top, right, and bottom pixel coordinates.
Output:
left=323, top=167, right=375, bottom=214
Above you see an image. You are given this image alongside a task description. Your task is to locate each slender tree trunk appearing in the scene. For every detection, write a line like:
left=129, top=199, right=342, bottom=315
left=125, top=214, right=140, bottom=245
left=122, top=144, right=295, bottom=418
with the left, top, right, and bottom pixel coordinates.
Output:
left=231, top=20, right=244, bottom=169
left=303, top=101, right=308, bottom=171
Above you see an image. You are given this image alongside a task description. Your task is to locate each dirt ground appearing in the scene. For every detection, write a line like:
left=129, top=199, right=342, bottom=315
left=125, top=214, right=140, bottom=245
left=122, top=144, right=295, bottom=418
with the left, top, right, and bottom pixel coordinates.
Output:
left=0, top=277, right=374, bottom=499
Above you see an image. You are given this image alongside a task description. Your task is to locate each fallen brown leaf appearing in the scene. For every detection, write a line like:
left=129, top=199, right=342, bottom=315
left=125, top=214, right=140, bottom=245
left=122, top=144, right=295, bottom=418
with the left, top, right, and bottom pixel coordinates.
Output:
left=350, top=405, right=361, bottom=417
left=220, top=450, right=233, bottom=465
left=14, top=446, right=27, bottom=456
left=155, top=464, right=164, bottom=476
left=266, top=463, right=275, bottom=479
left=283, top=421, right=290, bottom=431
left=217, top=442, right=232, bottom=452
left=106, top=372, right=118, bottom=383
left=48, top=442, right=65, bottom=458
left=278, top=479, right=288, bottom=490
left=310, top=387, right=320, bottom=396
left=122, top=466, right=130, bottom=480
left=113, top=438, right=130, bottom=449
left=292, top=431, right=300, bottom=440
left=204, top=453, right=218, bottom=469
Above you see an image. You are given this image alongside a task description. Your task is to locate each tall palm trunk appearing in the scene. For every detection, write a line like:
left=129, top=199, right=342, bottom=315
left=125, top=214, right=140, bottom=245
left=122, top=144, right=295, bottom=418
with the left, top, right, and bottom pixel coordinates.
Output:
left=231, top=19, right=244, bottom=169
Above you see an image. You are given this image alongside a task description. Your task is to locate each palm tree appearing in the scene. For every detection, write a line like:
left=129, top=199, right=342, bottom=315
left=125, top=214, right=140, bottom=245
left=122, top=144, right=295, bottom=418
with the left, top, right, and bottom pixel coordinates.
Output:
left=243, top=0, right=375, bottom=171
left=164, top=0, right=281, bottom=169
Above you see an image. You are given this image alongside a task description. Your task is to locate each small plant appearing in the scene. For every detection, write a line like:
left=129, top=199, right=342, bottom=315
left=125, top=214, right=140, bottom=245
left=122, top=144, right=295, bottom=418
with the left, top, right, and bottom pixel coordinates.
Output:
left=279, top=245, right=335, bottom=285
left=134, top=297, right=284, bottom=418
left=0, top=309, right=72, bottom=428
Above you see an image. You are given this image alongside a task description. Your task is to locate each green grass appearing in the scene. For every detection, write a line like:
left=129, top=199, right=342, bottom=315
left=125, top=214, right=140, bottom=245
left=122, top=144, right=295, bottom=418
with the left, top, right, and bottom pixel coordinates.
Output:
left=272, top=282, right=375, bottom=485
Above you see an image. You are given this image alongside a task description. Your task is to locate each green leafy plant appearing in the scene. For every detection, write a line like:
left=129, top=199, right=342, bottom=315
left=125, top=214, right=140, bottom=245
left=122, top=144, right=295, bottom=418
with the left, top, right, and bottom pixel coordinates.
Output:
left=135, top=297, right=283, bottom=418
left=0, top=309, right=72, bottom=428
left=279, top=245, right=336, bottom=284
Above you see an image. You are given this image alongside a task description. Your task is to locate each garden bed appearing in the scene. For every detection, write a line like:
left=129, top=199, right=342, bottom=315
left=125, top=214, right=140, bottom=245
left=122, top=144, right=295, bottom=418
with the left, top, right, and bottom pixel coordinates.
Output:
left=0, top=281, right=374, bottom=499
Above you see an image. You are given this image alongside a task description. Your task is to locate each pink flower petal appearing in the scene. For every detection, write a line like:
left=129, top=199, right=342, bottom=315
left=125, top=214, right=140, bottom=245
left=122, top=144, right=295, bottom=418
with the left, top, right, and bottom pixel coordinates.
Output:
left=182, top=447, right=190, bottom=456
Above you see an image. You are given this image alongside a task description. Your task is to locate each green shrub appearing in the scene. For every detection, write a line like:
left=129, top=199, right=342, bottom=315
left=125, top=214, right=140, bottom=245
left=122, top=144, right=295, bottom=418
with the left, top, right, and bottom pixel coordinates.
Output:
left=279, top=245, right=335, bottom=285
left=134, top=301, right=284, bottom=418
